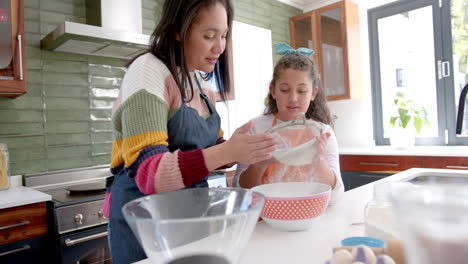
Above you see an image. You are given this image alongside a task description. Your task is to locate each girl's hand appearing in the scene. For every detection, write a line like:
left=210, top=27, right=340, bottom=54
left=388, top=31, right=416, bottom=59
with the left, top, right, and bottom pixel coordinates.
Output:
left=226, top=121, right=277, bottom=164
left=315, top=132, right=331, bottom=161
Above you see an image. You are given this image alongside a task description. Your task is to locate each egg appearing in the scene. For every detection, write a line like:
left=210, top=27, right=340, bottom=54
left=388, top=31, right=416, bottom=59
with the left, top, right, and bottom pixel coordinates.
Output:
left=351, top=245, right=376, bottom=264
left=375, top=255, right=396, bottom=264
left=330, top=249, right=354, bottom=264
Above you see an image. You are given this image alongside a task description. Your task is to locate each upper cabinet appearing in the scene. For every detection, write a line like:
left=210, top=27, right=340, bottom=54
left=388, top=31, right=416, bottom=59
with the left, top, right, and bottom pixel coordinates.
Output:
left=289, top=0, right=361, bottom=101
left=0, top=0, right=26, bottom=98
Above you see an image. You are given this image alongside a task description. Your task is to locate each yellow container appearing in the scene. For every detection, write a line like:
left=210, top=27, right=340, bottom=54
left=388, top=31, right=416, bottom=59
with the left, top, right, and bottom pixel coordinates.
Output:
left=0, top=143, right=9, bottom=190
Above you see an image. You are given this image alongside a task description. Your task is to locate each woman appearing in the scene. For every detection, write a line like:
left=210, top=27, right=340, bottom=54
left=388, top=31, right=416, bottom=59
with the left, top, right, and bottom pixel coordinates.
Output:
left=104, top=0, right=276, bottom=263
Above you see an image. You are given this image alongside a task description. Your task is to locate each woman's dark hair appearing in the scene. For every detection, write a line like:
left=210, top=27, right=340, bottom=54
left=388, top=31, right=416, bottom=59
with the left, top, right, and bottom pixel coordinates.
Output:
left=130, top=0, right=233, bottom=102
left=265, top=53, right=333, bottom=126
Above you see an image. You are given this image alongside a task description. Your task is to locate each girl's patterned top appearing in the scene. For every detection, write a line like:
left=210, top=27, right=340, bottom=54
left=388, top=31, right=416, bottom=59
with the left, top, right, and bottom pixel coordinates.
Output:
left=235, top=113, right=344, bottom=203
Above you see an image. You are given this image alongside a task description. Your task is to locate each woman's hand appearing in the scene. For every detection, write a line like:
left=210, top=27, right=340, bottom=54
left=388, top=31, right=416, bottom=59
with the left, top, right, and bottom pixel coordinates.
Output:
left=203, top=121, right=276, bottom=172
left=225, top=121, right=277, bottom=164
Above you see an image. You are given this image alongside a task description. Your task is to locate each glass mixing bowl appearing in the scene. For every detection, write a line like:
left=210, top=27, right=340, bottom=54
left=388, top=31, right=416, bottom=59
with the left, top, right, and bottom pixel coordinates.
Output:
left=122, top=188, right=265, bottom=264
left=389, top=182, right=468, bottom=264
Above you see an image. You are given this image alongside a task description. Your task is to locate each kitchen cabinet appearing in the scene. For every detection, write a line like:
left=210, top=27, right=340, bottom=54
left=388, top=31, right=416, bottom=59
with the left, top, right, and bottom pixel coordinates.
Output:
left=421, top=156, right=468, bottom=170
left=340, top=154, right=468, bottom=191
left=340, top=155, right=423, bottom=173
left=0, top=202, right=47, bottom=263
left=289, top=0, right=361, bottom=101
left=341, top=171, right=392, bottom=191
left=0, top=235, right=47, bottom=264
left=0, top=0, right=26, bottom=98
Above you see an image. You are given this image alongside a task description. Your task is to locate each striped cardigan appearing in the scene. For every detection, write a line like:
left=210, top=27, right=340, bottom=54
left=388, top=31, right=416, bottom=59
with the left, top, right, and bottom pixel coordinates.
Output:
left=110, top=53, right=224, bottom=195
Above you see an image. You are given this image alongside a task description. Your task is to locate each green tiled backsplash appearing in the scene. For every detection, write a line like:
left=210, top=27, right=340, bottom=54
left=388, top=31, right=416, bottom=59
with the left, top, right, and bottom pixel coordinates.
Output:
left=0, top=0, right=301, bottom=175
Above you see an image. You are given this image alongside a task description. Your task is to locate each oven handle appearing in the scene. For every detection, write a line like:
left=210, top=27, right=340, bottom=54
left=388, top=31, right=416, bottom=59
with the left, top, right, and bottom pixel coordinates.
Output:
left=64, top=231, right=108, bottom=247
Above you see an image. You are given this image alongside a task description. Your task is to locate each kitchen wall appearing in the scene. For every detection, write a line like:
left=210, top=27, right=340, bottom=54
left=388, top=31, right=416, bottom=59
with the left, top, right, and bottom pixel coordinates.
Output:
left=0, top=0, right=301, bottom=176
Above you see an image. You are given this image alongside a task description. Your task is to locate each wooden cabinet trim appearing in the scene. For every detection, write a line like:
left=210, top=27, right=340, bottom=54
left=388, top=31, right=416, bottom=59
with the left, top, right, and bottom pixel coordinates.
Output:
left=340, top=154, right=468, bottom=172
left=0, top=0, right=27, bottom=98
left=289, top=0, right=360, bottom=101
left=0, top=202, right=47, bottom=246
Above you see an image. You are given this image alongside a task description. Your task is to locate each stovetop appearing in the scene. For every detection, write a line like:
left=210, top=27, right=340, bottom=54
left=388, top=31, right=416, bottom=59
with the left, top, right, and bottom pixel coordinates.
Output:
left=24, top=166, right=110, bottom=234
left=44, top=188, right=106, bottom=207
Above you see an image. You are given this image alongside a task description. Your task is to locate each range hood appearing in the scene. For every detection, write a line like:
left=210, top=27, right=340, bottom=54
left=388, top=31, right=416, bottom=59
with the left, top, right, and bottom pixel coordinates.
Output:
left=41, top=0, right=150, bottom=59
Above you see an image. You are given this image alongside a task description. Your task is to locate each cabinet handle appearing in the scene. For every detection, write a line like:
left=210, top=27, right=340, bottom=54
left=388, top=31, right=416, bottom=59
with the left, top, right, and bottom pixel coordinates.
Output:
left=17, top=34, right=23, bottom=80
left=446, top=165, right=468, bottom=170
left=359, top=162, right=399, bottom=167
left=0, top=220, right=30, bottom=231
left=64, top=231, right=108, bottom=247
left=0, top=245, right=31, bottom=257
left=359, top=174, right=387, bottom=179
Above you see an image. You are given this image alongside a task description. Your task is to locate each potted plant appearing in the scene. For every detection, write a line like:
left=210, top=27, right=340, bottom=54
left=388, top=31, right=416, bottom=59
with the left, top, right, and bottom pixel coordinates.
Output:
left=389, top=92, right=430, bottom=148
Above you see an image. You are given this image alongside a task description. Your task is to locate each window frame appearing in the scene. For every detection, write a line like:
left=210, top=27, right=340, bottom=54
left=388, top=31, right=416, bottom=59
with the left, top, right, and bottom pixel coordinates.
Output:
left=368, top=0, right=468, bottom=146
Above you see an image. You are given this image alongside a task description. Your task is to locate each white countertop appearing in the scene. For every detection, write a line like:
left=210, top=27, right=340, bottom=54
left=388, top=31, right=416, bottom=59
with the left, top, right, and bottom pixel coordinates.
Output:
left=134, top=168, right=468, bottom=264
left=339, top=146, right=467, bottom=157
left=0, top=186, right=51, bottom=210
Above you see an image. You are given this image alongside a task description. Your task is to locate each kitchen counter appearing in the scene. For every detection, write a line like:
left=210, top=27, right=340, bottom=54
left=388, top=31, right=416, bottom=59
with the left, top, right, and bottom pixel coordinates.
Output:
left=339, top=146, right=467, bottom=157
left=0, top=186, right=51, bottom=209
left=133, top=168, right=468, bottom=264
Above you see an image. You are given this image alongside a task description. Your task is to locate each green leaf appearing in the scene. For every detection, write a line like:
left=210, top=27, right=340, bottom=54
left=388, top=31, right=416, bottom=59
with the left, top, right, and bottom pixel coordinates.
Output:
left=414, top=116, right=422, bottom=134
left=401, top=115, right=411, bottom=128
left=390, top=117, right=397, bottom=127
left=398, top=108, right=409, bottom=119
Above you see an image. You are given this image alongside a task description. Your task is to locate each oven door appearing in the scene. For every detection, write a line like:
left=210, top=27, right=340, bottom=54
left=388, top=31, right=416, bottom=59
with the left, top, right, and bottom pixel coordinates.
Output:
left=60, top=225, right=111, bottom=264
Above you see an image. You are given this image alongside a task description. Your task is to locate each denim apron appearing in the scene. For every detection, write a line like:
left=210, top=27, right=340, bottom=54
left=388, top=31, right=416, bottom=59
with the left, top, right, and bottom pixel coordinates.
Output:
left=108, top=73, right=221, bottom=264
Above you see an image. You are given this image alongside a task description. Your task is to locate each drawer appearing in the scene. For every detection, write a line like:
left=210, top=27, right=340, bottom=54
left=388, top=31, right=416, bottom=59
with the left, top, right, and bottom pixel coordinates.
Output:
left=0, top=202, right=47, bottom=245
left=421, top=156, right=468, bottom=170
left=0, top=235, right=47, bottom=264
left=347, top=171, right=392, bottom=190
left=340, top=155, right=423, bottom=172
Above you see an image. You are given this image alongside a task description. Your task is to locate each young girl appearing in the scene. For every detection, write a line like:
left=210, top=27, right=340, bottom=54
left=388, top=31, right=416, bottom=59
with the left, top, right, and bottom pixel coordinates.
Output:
left=235, top=43, right=344, bottom=201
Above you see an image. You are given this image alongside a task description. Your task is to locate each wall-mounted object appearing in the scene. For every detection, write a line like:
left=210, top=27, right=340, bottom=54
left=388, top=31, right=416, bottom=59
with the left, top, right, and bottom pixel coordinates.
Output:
left=289, top=0, right=362, bottom=101
left=456, top=83, right=468, bottom=135
left=396, top=68, right=404, bottom=87
left=41, top=0, right=150, bottom=59
left=0, top=143, right=9, bottom=190
left=0, top=0, right=26, bottom=98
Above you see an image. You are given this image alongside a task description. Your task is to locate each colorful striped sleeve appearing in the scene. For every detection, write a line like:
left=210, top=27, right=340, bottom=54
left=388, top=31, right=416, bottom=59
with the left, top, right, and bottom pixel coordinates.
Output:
left=111, top=54, right=211, bottom=195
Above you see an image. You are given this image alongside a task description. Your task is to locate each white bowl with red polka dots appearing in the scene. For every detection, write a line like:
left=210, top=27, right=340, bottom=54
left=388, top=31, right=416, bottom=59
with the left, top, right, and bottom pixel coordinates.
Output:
left=251, top=182, right=331, bottom=231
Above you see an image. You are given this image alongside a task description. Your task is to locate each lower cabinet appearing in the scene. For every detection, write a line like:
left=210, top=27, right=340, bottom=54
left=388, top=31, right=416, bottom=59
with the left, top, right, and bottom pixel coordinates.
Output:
left=341, top=171, right=393, bottom=191
left=0, top=202, right=48, bottom=263
left=340, top=154, right=467, bottom=191
left=0, top=235, right=47, bottom=263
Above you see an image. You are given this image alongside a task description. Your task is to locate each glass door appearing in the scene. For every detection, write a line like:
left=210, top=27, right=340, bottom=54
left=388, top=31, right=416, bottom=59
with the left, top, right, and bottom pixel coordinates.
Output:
left=320, top=7, right=345, bottom=97
left=370, top=0, right=445, bottom=145
left=0, top=0, right=13, bottom=79
left=446, top=0, right=468, bottom=139
left=378, top=5, right=441, bottom=140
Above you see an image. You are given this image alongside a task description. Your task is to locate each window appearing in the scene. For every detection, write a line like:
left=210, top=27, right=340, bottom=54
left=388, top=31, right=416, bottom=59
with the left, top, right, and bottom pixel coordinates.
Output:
left=368, top=0, right=468, bottom=145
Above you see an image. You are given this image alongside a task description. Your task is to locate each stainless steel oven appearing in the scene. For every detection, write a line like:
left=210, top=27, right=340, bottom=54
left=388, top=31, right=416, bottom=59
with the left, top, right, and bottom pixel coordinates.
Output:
left=25, top=166, right=112, bottom=264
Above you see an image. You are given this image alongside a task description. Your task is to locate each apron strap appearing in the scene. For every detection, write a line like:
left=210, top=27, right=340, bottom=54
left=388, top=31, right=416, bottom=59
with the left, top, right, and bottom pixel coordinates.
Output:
left=194, top=72, right=216, bottom=115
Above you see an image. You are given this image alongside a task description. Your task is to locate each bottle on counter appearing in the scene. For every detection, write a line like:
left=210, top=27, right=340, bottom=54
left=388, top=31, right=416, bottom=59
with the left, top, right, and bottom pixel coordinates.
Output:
left=364, top=182, right=400, bottom=241
left=0, top=143, right=9, bottom=190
